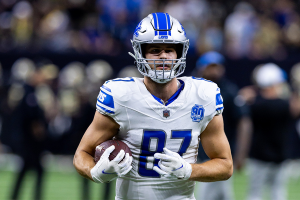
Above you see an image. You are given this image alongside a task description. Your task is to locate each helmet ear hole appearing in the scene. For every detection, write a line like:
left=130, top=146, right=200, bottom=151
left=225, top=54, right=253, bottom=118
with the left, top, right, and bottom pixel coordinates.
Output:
left=141, top=44, right=147, bottom=58
left=176, top=44, right=183, bottom=58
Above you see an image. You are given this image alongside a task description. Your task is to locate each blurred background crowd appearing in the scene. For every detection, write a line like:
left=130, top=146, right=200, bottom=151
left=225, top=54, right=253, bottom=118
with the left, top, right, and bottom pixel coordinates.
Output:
left=1, top=0, right=300, bottom=200
left=0, top=0, right=300, bottom=58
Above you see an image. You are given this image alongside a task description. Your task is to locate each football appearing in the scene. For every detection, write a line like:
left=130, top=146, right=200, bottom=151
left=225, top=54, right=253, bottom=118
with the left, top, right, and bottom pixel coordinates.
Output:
left=94, top=140, right=132, bottom=163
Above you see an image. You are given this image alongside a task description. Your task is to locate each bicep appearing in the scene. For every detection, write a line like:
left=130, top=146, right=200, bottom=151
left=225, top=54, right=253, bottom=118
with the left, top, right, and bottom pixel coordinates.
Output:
left=76, top=111, right=120, bottom=155
left=200, top=114, right=232, bottom=160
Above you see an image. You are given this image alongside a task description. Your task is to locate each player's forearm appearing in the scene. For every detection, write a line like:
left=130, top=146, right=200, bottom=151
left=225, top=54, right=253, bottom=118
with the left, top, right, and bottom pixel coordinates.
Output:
left=189, top=158, right=233, bottom=182
left=73, top=150, right=95, bottom=181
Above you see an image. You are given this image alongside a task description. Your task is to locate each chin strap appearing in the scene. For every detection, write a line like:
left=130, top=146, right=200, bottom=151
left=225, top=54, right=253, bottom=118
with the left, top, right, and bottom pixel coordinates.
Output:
left=150, top=77, right=172, bottom=84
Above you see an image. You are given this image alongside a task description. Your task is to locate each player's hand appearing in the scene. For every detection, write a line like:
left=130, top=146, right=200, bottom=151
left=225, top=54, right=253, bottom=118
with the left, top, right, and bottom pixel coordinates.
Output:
left=153, top=148, right=192, bottom=180
left=90, top=145, right=133, bottom=183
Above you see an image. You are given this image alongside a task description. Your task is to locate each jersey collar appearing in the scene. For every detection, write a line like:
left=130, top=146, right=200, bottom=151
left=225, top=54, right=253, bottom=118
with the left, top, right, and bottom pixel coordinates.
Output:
left=135, top=77, right=191, bottom=120
left=151, top=80, right=185, bottom=106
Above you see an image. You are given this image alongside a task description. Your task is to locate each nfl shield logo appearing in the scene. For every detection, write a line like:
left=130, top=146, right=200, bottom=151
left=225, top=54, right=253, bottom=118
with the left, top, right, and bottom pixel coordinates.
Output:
left=163, top=109, right=170, bottom=118
left=191, top=104, right=205, bottom=122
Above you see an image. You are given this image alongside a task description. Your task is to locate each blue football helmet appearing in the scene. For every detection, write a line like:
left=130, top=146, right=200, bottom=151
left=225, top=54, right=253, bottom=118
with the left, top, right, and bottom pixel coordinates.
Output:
left=129, top=13, right=189, bottom=83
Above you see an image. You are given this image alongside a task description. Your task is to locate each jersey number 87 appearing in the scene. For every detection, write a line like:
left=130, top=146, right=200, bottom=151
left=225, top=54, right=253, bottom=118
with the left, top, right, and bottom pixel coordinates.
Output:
left=138, top=129, right=192, bottom=177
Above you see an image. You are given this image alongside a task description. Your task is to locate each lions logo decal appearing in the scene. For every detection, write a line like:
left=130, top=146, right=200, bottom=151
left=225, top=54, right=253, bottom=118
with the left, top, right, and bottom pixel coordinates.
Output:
left=134, top=21, right=143, bottom=37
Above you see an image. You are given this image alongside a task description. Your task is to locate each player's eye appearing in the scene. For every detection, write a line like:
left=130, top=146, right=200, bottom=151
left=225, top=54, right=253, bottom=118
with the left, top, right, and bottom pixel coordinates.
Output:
left=150, top=49, right=160, bottom=53
left=165, top=49, right=174, bottom=53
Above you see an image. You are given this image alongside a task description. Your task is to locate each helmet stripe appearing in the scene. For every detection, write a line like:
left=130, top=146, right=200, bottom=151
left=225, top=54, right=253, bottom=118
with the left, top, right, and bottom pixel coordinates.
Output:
left=165, top=13, right=169, bottom=29
left=166, top=13, right=171, bottom=36
left=152, top=13, right=158, bottom=36
left=156, top=13, right=167, bottom=36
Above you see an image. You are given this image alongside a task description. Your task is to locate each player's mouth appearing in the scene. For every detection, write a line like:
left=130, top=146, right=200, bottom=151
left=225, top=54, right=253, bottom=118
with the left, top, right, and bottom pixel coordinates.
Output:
left=156, top=64, right=172, bottom=70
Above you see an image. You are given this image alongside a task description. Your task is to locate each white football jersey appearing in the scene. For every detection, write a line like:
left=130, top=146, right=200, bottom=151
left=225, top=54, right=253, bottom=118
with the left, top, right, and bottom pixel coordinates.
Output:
left=96, top=77, right=224, bottom=200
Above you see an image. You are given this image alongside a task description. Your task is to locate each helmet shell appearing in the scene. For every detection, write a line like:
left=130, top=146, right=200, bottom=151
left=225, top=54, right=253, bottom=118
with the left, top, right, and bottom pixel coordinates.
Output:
left=130, top=13, right=189, bottom=83
left=133, top=13, right=187, bottom=43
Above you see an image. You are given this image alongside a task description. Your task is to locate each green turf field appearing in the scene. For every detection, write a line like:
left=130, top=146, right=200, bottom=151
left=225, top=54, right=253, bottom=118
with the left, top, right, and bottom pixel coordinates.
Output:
left=0, top=156, right=300, bottom=200
left=0, top=170, right=117, bottom=200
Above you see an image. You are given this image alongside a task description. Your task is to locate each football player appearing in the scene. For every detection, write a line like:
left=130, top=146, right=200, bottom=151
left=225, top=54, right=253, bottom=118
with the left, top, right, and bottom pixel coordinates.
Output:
left=74, top=13, right=233, bottom=200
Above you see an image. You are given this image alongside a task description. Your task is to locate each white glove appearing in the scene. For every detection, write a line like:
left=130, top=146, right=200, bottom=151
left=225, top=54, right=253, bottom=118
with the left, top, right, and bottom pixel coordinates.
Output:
left=90, top=145, right=133, bottom=183
left=153, top=148, right=192, bottom=180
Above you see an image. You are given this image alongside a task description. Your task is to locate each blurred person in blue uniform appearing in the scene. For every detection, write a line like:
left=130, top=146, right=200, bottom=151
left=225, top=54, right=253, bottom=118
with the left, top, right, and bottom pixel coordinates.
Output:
left=194, top=51, right=252, bottom=200
left=240, top=63, right=292, bottom=200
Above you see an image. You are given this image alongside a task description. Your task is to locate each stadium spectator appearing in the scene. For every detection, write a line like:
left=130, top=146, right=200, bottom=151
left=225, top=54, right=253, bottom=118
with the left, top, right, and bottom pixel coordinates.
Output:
left=0, top=0, right=299, bottom=59
left=0, top=58, right=36, bottom=154
left=0, top=61, right=4, bottom=153
left=224, top=2, right=258, bottom=59
left=8, top=58, right=48, bottom=200
left=194, top=51, right=252, bottom=200
left=164, top=0, right=209, bottom=53
left=240, top=63, right=292, bottom=200
left=288, top=63, right=300, bottom=159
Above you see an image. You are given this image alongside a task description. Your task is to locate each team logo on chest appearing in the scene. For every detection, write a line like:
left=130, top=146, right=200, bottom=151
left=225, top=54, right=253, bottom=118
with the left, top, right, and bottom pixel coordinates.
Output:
left=191, top=104, right=205, bottom=122
left=163, top=109, right=170, bottom=118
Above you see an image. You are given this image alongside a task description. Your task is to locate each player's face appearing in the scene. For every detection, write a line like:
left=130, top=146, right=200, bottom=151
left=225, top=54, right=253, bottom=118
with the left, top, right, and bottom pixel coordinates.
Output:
left=144, top=44, right=177, bottom=70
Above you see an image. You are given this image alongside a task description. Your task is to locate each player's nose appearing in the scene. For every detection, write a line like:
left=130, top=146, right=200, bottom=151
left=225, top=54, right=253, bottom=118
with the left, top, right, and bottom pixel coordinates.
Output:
left=159, top=50, right=168, bottom=59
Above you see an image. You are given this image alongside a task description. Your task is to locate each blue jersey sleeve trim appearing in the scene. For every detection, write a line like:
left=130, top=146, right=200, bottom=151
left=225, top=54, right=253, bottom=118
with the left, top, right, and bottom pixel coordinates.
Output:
left=192, top=76, right=212, bottom=82
left=216, top=107, right=224, bottom=111
left=111, top=77, right=135, bottom=82
left=216, top=93, right=223, bottom=106
left=96, top=103, right=115, bottom=114
left=101, top=85, right=111, bottom=92
left=97, top=90, right=115, bottom=109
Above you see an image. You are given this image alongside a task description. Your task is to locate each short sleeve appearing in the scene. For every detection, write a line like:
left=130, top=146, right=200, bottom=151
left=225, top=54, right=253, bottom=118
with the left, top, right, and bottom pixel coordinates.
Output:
left=96, top=83, right=116, bottom=116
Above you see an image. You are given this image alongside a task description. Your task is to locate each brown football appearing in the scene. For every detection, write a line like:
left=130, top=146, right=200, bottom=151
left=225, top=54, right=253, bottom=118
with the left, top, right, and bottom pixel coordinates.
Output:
left=94, top=140, right=132, bottom=163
